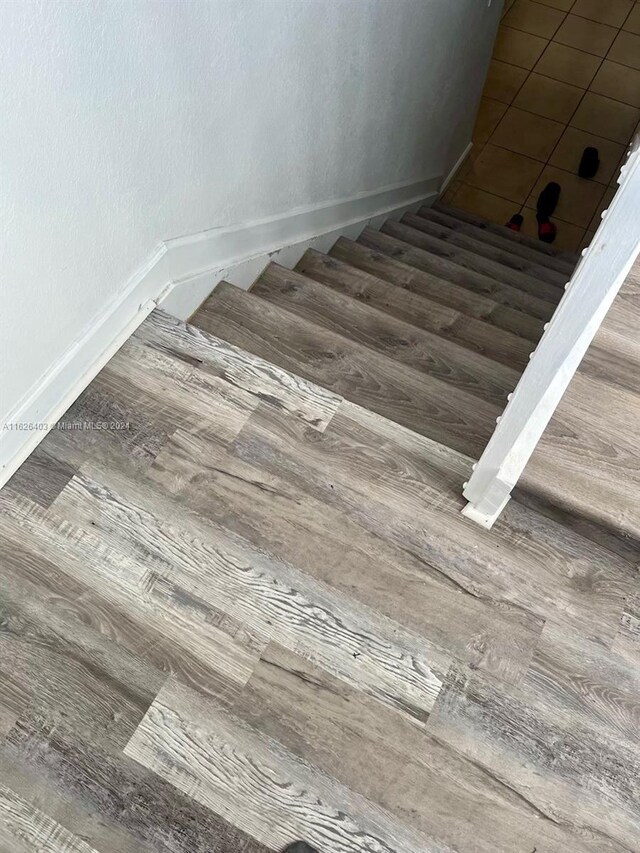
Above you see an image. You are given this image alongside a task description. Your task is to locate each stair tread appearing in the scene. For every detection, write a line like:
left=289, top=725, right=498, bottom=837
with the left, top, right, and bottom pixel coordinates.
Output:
left=193, top=282, right=501, bottom=458
left=135, top=309, right=341, bottom=431
left=296, top=248, right=533, bottom=369
left=358, top=228, right=555, bottom=322
left=525, top=369, right=640, bottom=546
left=402, top=212, right=567, bottom=289
left=252, top=263, right=520, bottom=407
left=330, top=236, right=544, bottom=342
left=144, top=424, right=555, bottom=700
left=382, top=220, right=563, bottom=306
left=434, top=201, right=579, bottom=266
left=418, top=206, right=575, bottom=276
left=233, top=401, right=632, bottom=648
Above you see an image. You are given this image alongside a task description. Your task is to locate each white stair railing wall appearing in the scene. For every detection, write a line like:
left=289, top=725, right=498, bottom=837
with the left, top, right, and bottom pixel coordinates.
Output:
left=462, top=133, right=640, bottom=529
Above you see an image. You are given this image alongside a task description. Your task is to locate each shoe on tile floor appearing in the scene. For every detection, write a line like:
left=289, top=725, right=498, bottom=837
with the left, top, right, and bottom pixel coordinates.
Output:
left=536, top=214, right=557, bottom=244
left=506, top=213, right=524, bottom=231
left=579, top=146, right=600, bottom=179
left=282, top=842, right=320, bottom=853
left=536, top=181, right=560, bottom=244
left=537, top=181, right=561, bottom=219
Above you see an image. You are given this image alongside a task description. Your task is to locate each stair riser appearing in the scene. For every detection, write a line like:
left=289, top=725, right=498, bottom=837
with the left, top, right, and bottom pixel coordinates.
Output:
left=433, top=201, right=578, bottom=266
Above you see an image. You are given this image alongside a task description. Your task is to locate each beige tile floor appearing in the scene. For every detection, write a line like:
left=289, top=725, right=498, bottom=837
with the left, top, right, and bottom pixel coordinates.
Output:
left=444, top=0, right=640, bottom=252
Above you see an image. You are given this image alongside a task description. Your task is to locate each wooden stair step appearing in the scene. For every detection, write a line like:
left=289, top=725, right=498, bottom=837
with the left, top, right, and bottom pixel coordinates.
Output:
left=146, top=427, right=545, bottom=688
left=252, top=263, right=520, bottom=407
left=232, top=401, right=631, bottom=651
left=523, top=370, right=640, bottom=547
left=358, top=228, right=555, bottom=322
left=330, top=237, right=544, bottom=343
left=192, top=282, right=501, bottom=458
left=433, top=201, right=579, bottom=267
left=135, top=308, right=341, bottom=431
left=296, top=248, right=533, bottom=370
left=382, top=219, right=563, bottom=305
left=418, top=206, right=575, bottom=276
left=402, top=212, right=567, bottom=289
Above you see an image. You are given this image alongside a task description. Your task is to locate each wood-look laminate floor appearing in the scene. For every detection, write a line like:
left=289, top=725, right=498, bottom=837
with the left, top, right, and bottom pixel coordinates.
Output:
left=1, top=208, right=638, bottom=853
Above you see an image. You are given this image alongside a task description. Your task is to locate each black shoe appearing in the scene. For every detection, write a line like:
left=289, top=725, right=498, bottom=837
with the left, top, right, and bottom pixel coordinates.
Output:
left=505, top=213, right=524, bottom=232
left=579, top=146, right=600, bottom=179
left=537, top=182, right=561, bottom=219
left=282, top=843, right=320, bottom=853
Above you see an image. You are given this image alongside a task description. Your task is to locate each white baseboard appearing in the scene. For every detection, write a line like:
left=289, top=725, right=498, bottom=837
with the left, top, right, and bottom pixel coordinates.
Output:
left=440, top=142, right=473, bottom=195
left=0, top=174, right=439, bottom=488
left=0, top=245, right=170, bottom=491
left=160, top=175, right=440, bottom=319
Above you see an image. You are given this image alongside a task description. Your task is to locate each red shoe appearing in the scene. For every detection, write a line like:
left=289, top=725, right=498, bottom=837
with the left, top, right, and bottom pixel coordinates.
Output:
left=537, top=217, right=556, bottom=244
left=506, top=214, right=524, bottom=232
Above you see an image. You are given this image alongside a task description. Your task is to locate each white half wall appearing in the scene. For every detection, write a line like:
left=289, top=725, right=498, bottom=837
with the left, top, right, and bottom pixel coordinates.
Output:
left=0, top=0, right=501, bottom=483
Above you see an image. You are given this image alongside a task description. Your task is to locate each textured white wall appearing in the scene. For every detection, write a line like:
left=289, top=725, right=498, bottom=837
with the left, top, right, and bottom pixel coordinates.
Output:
left=0, top=0, right=500, bottom=425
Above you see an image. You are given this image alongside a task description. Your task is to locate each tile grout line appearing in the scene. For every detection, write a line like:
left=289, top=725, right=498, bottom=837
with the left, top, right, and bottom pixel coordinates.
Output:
left=484, top=91, right=637, bottom=141
left=482, top=139, right=616, bottom=188
left=545, top=0, right=639, bottom=244
left=501, top=0, right=632, bottom=239
left=505, top=2, right=565, bottom=221
left=565, top=0, right=638, bottom=246
left=488, top=2, right=572, bottom=224
left=451, top=182, right=590, bottom=239
left=497, top=29, right=640, bottom=77
left=500, top=11, right=640, bottom=70
left=500, top=0, right=573, bottom=224
left=457, top=0, right=637, bottom=248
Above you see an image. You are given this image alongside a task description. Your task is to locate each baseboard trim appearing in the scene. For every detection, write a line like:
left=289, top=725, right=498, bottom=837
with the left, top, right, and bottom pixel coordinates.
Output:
left=161, top=175, right=440, bottom=319
left=440, top=142, right=473, bottom=195
left=0, top=246, right=169, bottom=489
left=0, top=174, right=440, bottom=489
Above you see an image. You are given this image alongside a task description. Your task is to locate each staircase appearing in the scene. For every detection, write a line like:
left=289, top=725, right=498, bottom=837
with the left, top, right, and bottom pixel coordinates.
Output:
left=8, top=203, right=640, bottom=853
left=188, top=202, right=574, bottom=464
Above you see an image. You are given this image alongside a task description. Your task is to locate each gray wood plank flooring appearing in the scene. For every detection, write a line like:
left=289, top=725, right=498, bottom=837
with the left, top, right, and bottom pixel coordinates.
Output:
left=251, top=263, right=520, bottom=406
left=3, top=203, right=638, bottom=853
left=428, top=664, right=640, bottom=851
left=1, top=718, right=269, bottom=853
left=0, top=783, right=100, bottom=853
left=522, top=258, right=640, bottom=547
left=194, top=281, right=501, bottom=458
left=125, top=678, right=441, bottom=853
left=330, top=236, right=545, bottom=340
left=296, top=248, right=534, bottom=368
left=364, top=226, right=556, bottom=320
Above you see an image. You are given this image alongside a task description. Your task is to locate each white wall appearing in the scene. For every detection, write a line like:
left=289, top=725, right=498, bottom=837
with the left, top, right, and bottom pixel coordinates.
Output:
left=0, top=0, right=500, bottom=442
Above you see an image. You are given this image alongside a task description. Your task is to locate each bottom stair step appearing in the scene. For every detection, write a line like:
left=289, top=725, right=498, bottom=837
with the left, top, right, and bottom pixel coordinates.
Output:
left=192, top=281, right=501, bottom=458
left=252, top=263, right=520, bottom=407
left=417, top=206, right=575, bottom=277
left=433, top=201, right=579, bottom=266
left=401, top=211, right=567, bottom=291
